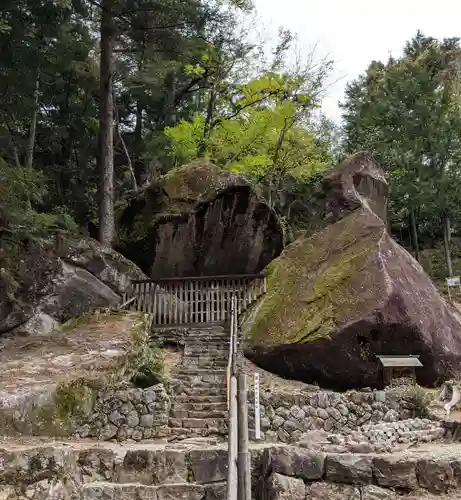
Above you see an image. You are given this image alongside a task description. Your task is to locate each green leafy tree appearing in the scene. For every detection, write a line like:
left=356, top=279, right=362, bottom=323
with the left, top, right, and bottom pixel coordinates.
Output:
left=165, top=36, right=334, bottom=218
left=341, top=31, right=461, bottom=274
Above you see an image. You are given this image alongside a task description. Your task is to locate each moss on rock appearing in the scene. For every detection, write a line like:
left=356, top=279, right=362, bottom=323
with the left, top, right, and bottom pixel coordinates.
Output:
left=161, top=160, right=234, bottom=206
left=248, top=210, right=384, bottom=346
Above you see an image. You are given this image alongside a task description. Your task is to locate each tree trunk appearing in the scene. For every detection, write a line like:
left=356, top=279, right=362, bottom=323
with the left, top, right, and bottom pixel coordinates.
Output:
left=198, top=88, right=215, bottom=156
left=98, top=0, right=115, bottom=246
left=409, top=210, right=420, bottom=263
left=165, top=73, right=176, bottom=127
left=6, top=123, right=21, bottom=168
left=116, top=124, right=137, bottom=191
left=443, top=215, right=454, bottom=277
left=134, top=99, right=145, bottom=185
left=25, top=73, right=40, bottom=170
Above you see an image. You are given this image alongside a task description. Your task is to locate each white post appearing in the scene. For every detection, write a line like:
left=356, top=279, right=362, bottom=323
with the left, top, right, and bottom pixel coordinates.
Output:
left=254, top=372, right=261, bottom=440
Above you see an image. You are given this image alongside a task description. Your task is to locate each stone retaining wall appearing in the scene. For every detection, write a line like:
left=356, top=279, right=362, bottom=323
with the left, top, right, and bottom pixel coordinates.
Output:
left=262, top=445, right=461, bottom=498
left=2, top=441, right=461, bottom=500
left=76, top=383, right=170, bottom=441
left=328, top=418, right=444, bottom=452
left=249, top=387, right=422, bottom=443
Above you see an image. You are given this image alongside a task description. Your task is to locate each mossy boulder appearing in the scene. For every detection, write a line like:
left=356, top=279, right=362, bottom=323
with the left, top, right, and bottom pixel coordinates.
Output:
left=0, top=234, right=148, bottom=336
left=244, top=153, right=461, bottom=390
left=0, top=311, right=150, bottom=436
left=116, top=160, right=283, bottom=278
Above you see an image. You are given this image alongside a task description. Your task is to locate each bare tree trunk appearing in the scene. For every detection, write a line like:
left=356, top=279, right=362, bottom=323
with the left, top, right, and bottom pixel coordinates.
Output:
left=112, top=85, right=137, bottom=192
left=98, top=0, right=115, bottom=246
left=443, top=215, right=454, bottom=277
left=116, top=124, right=137, bottom=191
left=409, top=210, right=420, bottom=263
left=25, top=73, right=40, bottom=170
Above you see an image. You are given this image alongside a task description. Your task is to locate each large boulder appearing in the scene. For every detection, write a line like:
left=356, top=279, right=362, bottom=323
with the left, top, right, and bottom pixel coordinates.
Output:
left=116, top=160, right=283, bottom=278
left=0, top=235, right=147, bottom=336
left=244, top=152, right=461, bottom=390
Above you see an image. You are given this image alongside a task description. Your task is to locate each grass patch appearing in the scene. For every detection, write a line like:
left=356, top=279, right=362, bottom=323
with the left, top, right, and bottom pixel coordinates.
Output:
left=405, top=385, right=433, bottom=418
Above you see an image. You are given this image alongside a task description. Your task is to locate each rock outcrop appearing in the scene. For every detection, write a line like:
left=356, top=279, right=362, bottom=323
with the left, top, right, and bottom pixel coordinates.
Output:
left=0, top=311, right=151, bottom=436
left=116, top=160, right=283, bottom=278
left=0, top=235, right=147, bottom=336
left=244, top=152, right=461, bottom=390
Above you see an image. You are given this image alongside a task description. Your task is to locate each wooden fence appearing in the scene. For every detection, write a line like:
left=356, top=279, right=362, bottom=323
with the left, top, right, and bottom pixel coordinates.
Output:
left=122, top=274, right=267, bottom=325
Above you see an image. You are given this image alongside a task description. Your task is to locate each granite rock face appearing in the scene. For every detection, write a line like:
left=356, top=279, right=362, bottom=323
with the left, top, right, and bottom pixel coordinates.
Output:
left=117, top=160, right=283, bottom=278
left=0, top=235, right=147, bottom=336
left=245, top=152, right=461, bottom=389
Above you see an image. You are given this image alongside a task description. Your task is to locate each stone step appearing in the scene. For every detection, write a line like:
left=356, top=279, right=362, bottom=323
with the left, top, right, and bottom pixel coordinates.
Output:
left=171, top=374, right=227, bottom=384
left=158, top=339, right=228, bottom=348
left=167, top=427, right=227, bottom=440
left=184, top=332, right=228, bottom=338
left=188, top=325, right=226, bottom=332
left=81, top=481, right=210, bottom=499
left=182, top=355, right=228, bottom=363
left=183, top=355, right=228, bottom=363
left=184, top=351, right=228, bottom=359
left=170, top=409, right=227, bottom=419
left=174, top=393, right=227, bottom=403
left=182, top=353, right=228, bottom=359
left=184, top=339, right=229, bottom=352
left=172, top=401, right=228, bottom=412
left=172, top=382, right=226, bottom=393
left=173, top=374, right=227, bottom=383
left=173, top=388, right=227, bottom=398
left=185, top=345, right=229, bottom=352
left=172, top=381, right=226, bottom=391
left=181, top=360, right=228, bottom=369
left=183, top=336, right=229, bottom=342
left=169, top=417, right=228, bottom=430
left=175, top=368, right=227, bottom=375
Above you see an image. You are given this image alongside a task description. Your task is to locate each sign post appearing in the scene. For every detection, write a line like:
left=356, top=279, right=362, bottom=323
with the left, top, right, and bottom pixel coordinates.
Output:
left=254, top=373, right=261, bottom=440
left=446, top=276, right=461, bottom=303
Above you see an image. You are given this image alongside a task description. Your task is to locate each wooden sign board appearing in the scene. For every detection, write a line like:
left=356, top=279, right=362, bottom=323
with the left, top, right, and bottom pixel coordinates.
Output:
left=446, top=276, right=461, bottom=302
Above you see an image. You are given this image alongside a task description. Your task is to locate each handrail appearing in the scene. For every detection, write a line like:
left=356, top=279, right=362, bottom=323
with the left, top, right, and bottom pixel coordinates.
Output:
left=227, top=295, right=234, bottom=409
left=118, top=296, right=136, bottom=310
left=226, top=294, right=238, bottom=500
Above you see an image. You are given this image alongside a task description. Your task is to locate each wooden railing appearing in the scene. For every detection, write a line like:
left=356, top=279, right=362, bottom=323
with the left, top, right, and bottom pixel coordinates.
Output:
left=122, top=273, right=266, bottom=325
left=227, top=294, right=238, bottom=500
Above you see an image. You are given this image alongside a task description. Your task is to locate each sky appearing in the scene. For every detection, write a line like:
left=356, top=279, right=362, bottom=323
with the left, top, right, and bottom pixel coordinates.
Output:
left=252, top=0, right=461, bottom=123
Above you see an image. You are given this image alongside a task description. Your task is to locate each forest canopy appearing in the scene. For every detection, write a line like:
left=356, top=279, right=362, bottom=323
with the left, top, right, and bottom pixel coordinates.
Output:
left=1, top=1, right=461, bottom=279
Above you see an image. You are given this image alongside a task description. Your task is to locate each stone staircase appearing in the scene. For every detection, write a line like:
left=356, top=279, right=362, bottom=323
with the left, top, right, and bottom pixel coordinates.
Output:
left=155, top=324, right=230, bottom=441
